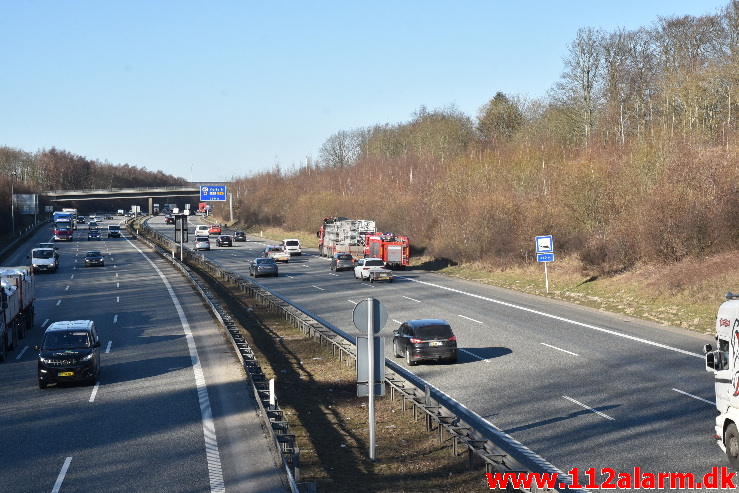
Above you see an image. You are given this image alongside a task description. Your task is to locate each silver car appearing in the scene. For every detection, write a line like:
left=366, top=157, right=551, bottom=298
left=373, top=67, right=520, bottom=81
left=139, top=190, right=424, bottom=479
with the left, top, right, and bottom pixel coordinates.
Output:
left=194, top=236, right=210, bottom=251
left=330, top=253, right=354, bottom=271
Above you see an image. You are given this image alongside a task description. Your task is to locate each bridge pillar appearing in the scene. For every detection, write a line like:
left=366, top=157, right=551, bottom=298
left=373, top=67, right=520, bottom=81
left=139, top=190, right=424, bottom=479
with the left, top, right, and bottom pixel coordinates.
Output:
left=148, top=197, right=153, bottom=215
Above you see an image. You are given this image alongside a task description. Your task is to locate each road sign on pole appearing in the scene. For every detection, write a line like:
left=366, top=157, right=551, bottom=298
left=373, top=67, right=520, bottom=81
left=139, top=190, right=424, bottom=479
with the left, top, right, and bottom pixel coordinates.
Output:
left=200, top=185, right=227, bottom=201
left=353, top=297, right=388, bottom=460
left=535, top=236, right=554, bottom=293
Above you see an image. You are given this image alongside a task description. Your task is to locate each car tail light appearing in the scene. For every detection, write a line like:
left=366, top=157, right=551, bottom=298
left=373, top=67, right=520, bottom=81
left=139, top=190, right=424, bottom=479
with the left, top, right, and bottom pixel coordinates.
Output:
left=410, top=338, right=422, bottom=344
left=448, top=336, right=457, bottom=342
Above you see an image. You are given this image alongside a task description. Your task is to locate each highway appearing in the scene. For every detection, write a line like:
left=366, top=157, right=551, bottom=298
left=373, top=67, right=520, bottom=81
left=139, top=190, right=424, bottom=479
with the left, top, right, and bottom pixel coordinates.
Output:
left=154, top=214, right=726, bottom=491
left=0, top=221, right=287, bottom=493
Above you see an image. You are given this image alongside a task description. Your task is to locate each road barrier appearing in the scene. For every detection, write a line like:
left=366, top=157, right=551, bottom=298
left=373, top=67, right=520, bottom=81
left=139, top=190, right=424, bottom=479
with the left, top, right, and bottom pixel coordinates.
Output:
left=131, top=217, right=571, bottom=493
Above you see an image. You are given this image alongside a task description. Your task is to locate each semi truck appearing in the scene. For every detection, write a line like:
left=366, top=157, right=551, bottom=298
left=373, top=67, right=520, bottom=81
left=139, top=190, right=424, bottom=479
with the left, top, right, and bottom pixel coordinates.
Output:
left=317, top=217, right=376, bottom=260
left=364, top=233, right=410, bottom=269
left=0, top=267, right=35, bottom=362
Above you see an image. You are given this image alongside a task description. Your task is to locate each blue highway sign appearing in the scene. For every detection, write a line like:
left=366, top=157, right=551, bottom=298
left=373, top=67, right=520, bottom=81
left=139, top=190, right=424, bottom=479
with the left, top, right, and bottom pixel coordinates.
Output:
left=200, top=185, right=227, bottom=201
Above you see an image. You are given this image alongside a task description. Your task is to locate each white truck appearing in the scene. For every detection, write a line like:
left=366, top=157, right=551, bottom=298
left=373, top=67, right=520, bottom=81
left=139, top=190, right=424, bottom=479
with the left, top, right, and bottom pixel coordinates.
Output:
left=0, top=267, right=35, bottom=362
left=705, top=292, right=739, bottom=468
left=30, top=247, right=58, bottom=273
left=317, top=217, right=376, bottom=260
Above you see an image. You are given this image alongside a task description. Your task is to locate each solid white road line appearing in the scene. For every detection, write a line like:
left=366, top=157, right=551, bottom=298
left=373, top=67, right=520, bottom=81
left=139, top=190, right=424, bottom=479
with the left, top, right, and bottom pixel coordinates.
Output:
left=398, top=276, right=703, bottom=359
left=89, top=382, right=100, bottom=403
left=458, top=314, right=483, bottom=324
left=541, top=342, right=579, bottom=357
left=312, top=286, right=325, bottom=291
left=42, top=318, right=49, bottom=328
left=562, top=395, right=615, bottom=421
left=672, top=388, right=715, bottom=405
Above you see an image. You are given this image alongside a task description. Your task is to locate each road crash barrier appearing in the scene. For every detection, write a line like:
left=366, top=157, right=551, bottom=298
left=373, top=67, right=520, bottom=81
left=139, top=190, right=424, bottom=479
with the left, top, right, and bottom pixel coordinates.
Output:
left=131, top=218, right=567, bottom=493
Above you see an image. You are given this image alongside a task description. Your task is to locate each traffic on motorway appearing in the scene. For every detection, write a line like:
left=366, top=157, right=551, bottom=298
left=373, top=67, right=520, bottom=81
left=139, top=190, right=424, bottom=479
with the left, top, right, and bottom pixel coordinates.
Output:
left=146, top=213, right=726, bottom=489
left=0, top=217, right=287, bottom=493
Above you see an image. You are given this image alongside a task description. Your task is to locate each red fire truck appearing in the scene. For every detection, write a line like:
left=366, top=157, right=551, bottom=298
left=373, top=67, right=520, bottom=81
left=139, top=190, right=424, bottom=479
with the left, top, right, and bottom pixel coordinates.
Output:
left=364, top=234, right=410, bottom=269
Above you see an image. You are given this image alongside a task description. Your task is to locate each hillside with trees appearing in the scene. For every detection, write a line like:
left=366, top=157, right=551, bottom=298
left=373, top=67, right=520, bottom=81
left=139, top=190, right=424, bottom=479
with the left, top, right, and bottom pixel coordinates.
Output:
left=0, top=146, right=186, bottom=233
left=224, top=2, right=739, bottom=276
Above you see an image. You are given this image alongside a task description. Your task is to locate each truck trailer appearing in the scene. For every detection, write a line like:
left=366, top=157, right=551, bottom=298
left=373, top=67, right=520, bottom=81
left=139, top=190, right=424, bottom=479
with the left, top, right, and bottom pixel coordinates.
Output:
left=0, top=267, right=35, bottom=362
left=317, top=217, right=376, bottom=260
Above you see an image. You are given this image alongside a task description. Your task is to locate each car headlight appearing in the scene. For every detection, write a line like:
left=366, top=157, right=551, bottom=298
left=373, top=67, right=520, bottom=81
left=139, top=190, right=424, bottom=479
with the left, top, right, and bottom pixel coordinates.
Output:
left=39, top=357, right=53, bottom=364
left=81, top=352, right=95, bottom=361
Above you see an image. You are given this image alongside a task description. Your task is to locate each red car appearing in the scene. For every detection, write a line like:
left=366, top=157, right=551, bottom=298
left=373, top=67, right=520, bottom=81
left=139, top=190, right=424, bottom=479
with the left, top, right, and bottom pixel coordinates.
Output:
left=209, top=224, right=222, bottom=235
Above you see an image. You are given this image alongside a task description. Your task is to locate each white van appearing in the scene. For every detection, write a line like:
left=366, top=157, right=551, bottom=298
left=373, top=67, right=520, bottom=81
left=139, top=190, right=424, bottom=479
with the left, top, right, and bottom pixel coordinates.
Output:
left=282, top=239, right=302, bottom=256
left=195, top=225, right=210, bottom=238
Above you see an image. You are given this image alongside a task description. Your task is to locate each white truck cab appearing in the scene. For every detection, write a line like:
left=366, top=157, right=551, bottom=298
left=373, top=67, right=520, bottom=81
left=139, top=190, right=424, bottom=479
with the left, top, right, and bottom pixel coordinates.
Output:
left=30, top=248, right=58, bottom=274
left=706, top=292, right=739, bottom=469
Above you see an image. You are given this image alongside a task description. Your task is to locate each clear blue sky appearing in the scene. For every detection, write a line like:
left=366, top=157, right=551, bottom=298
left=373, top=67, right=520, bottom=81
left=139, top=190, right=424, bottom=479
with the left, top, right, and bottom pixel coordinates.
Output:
left=0, top=1, right=728, bottom=182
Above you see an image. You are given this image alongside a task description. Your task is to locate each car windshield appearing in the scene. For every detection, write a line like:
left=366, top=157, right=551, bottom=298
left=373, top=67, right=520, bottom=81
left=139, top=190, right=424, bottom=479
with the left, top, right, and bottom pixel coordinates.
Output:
left=365, top=260, right=385, bottom=267
left=256, top=258, right=276, bottom=264
left=109, top=226, right=120, bottom=231
left=33, top=250, right=54, bottom=259
left=285, top=240, right=299, bottom=246
left=337, top=254, right=352, bottom=260
left=38, top=243, right=54, bottom=249
left=43, top=331, right=92, bottom=350
left=414, top=324, right=454, bottom=339
left=86, top=252, right=102, bottom=258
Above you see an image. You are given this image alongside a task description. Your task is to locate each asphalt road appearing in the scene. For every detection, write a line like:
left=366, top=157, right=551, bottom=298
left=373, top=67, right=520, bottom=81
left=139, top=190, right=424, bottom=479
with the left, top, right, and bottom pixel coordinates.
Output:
left=0, top=221, right=288, bottom=493
left=159, top=216, right=728, bottom=491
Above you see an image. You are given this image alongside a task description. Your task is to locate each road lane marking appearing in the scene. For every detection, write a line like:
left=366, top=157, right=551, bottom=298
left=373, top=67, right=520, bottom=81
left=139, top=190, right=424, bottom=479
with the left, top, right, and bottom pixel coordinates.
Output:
left=117, top=282, right=120, bottom=288
left=541, top=343, right=579, bottom=356
left=312, top=285, right=325, bottom=291
left=459, top=314, right=483, bottom=324
left=56, top=300, right=61, bottom=306
left=70, top=275, right=74, bottom=279
left=459, top=348, right=491, bottom=362
left=113, top=315, right=118, bottom=323
left=89, top=382, right=100, bottom=402
left=126, top=237, right=226, bottom=492
left=348, top=300, right=359, bottom=305
left=392, top=319, right=403, bottom=325
left=42, top=318, right=49, bottom=327
left=403, top=295, right=421, bottom=303
left=673, top=388, right=714, bottom=405
left=399, top=276, right=703, bottom=359
left=117, top=297, right=120, bottom=303
left=562, top=395, right=615, bottom=421
left=51, top=457, right=72, bottom=493
left=105, top=341, right=112, bottom=353
left=15, top=346, right=28, bottom=359
left=65, top=286, right=69, bottom=291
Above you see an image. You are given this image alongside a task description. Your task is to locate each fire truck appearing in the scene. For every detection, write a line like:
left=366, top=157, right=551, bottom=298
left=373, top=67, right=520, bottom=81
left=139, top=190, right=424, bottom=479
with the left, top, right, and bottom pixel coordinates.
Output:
left=317, top=217, right=376, bottom=260
left=364, top=233, right=410, bottom=270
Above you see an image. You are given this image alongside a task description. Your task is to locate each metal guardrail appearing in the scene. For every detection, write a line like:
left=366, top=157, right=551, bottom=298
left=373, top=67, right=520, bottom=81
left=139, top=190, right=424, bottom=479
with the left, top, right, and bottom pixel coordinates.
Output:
left=132, top=218, right=575, bottom=493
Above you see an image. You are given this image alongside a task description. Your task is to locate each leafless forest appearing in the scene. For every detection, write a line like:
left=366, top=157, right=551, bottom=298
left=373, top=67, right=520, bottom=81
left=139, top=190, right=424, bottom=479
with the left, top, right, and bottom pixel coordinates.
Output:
left=4, top=3, right=739, bottom=274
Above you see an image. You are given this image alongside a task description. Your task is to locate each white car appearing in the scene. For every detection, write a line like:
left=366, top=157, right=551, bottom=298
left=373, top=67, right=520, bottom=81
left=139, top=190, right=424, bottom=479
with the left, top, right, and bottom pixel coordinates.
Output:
left=282, top=238, right=302, bottom=256
left=354, top=258, right=393, bottom=282
left=195, top=225, right=210, bottom=236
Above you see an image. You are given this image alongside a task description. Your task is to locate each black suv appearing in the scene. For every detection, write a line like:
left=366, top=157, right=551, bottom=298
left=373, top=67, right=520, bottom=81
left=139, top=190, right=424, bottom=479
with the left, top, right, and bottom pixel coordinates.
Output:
left=392, top=319, right=458, bottom=365
left=36, top=320, right=101, bottom=388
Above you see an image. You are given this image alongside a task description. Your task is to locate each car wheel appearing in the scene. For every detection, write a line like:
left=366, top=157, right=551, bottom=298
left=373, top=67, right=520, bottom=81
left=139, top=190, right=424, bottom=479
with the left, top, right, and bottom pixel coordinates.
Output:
left=38, top=379, right=47, bottom=389
left=726, top=423, right=739, bottom=470
left=0, top=339, right=6, bottom=362
left=393, top=340, right=402, bottom=358
left=405, top=348, right=417, bottom=366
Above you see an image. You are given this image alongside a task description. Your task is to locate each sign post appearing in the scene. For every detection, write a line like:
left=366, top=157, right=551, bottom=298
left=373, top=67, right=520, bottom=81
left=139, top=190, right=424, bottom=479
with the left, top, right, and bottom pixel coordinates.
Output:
left=353, top=298, right=387, bottom=460
left=535, top=235, right=554, bottom=294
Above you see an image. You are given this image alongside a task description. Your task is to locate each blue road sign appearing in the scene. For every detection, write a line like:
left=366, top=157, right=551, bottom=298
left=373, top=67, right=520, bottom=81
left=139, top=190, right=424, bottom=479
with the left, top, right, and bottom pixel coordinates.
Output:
left=200, top=185, right=227, bottom=201
left=535, top=235, right=554, bottom=253
left=537, top=253, right=554, bottom=262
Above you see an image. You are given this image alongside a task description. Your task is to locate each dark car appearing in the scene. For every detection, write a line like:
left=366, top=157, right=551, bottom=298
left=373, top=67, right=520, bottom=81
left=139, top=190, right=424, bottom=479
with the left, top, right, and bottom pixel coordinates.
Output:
left=84, top=251, right=105, bottom=267
left=36, top=320, right=101, bottom=388
left=88, top=230, right=101, bottom=241
left=216, top=235, right=232, bottom=247
left=164, top=215, right=174, bottom=224
left=104, top=214, right=113, bottom=220
left=330, top=253, right=354, bottom=271
left=392, top=319, right=457, bottom=366
left=77, top=216, right=86, bottom=224
left=249, top=257, right=278, bottom=278
left=233, top=231, right=246, bottom=242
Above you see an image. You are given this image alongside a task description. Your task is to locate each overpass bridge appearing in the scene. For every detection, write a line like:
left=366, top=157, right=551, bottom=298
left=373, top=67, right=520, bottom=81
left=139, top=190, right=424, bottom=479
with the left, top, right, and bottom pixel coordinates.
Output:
left=45, top=184, right=227, bottom=214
